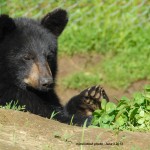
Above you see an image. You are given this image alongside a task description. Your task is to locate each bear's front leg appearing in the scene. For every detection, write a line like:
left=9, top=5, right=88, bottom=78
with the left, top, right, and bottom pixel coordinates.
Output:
left=65, top=85, right=109, bottom=116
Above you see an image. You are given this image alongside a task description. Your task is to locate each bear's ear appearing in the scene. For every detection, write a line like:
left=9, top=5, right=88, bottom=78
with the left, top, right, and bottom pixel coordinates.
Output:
left=41, top=8, right=68, bottom=37
left=0, top=15, right=16, bottom=40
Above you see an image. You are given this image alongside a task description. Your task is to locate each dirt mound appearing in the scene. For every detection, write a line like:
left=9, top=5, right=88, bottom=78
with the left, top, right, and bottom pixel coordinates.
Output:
left=0, top=109, right=149, bottom=150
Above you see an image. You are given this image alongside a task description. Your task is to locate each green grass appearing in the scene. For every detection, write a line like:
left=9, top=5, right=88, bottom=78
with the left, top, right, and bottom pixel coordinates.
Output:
left=1, top=0, right=150, bottom=89
left=0, top=100, right=25, bottom=111
left=61, top=46, right=150, bottom=89
left=1, top=0, right=149, bottom=54
left=62, top=71, right=103, bottom=89
left=102, top=47, right=150, bottom=88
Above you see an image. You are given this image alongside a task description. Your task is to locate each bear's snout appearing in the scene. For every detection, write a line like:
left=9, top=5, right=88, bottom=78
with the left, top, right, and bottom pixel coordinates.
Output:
left=39, top=77, right=53, bottom=88
left=23, top=61, right=53, bottom=91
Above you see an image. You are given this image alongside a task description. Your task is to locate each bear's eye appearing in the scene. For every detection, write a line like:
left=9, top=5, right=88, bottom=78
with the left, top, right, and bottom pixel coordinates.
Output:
left=23, top=55, right=34, bottom=61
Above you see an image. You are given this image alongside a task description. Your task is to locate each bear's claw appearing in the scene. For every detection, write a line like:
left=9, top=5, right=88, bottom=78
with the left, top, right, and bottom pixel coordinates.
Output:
left=77, top=85, right=109, bottom=115
left=66, top=85, right=109, bottom=116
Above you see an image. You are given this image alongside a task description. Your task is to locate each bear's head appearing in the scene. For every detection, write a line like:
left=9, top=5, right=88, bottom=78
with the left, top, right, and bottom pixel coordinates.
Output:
left=0, top=8, right=68, bottom=92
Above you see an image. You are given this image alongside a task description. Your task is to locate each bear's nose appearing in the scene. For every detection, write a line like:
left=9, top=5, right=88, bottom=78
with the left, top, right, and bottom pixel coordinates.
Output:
left=40, top=77, right=53, bottom=87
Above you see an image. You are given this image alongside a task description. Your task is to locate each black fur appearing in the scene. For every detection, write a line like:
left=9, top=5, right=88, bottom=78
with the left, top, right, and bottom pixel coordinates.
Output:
left=0, top=9, right=93, bottom=126
left=0, top=15, right=16, bottom=40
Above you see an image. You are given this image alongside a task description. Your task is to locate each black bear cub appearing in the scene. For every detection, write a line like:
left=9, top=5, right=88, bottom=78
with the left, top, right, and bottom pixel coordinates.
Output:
left=0, top=8, right=109, bottom=126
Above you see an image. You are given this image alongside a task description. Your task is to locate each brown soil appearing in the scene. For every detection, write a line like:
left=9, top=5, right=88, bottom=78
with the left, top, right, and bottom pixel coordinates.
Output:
left=0, top=54, right=150, bottom=150
left=0, top=109, right=150, bottom=150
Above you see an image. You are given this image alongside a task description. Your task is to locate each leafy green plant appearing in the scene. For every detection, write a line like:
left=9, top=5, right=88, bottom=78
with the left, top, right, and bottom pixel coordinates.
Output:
left=91, top=86, right=150, bottom=131
left=0, top=100, right=25, bottom=111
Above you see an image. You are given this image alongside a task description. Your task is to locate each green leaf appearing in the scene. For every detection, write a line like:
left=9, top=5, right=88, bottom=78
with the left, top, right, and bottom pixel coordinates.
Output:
left=146, top=106, right=150, bottom=110
left=92, top=118, right=99, bottom=126
left=115, top=108, right=126, bottom=120
left=101, top=114, right=109, bottom=123
left=101, top=99, right=107, bottom=110
left=139, top=124, right=145, bottom=128
left=93, top=110, right=102, bottom=116
left=101, top=114, right=115, bottom=123
left=144, top=114, right=150, bottom=121
left=106, top=102, right=116, bottom=113
left=135, top=114, right=140, bottom=120
left=116, top=116, right=125, bottom=126
left=120, top=96, right=130, bottom=101
left=144, top=85, right=150, bottom=92
left=144, top=94, right=150, bottom=100
left=134, top=93, right=144, bottom=105
left=138, top=118, right=145, bottom=124
left=129, top=108, right=138, bottom=119
left=101, top=123, right=110, bottom=129
left=117, top=99, right=129, bottom=108
left=139, top=110, right=145, bottom=117
left=109, top=115, right=115, bottom=122
left=117, top=104, right=126, bottom=110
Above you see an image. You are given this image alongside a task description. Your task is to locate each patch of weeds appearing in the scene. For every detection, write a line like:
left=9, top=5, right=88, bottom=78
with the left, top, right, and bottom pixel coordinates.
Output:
left=91, top=86, right=150, bottom=131
left=0, top=100, right=25, bottom=111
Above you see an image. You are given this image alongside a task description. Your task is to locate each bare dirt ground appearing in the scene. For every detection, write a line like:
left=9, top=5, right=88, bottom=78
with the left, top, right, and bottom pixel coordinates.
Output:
left=0, top=109, right=150, bottom=150
left=0, top=54, right=150, bottom=150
